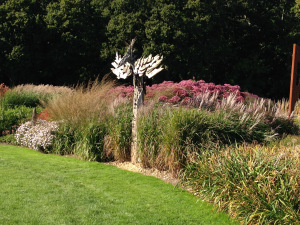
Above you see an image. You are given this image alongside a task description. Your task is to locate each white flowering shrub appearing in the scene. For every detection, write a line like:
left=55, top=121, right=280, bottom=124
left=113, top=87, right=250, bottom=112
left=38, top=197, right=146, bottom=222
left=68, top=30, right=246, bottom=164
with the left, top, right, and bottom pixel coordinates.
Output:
left=15, top=120, right=58, bottom=152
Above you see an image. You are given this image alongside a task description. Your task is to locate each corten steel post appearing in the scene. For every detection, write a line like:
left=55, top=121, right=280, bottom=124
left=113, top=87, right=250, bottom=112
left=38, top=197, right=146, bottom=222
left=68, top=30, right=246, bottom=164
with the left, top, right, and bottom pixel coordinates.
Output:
left=289, top=44, right=300, bottom=116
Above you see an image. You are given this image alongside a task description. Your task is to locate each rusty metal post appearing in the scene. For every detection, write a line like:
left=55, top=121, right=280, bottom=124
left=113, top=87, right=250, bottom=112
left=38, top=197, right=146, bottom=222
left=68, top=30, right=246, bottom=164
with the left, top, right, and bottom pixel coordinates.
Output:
left=289, top=44, right=300, bottom=116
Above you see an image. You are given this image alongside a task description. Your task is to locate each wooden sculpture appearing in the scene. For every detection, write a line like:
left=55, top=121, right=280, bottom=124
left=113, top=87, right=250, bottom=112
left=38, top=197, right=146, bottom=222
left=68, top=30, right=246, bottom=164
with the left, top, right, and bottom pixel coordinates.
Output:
left=111, top=39, right=163, bottom=163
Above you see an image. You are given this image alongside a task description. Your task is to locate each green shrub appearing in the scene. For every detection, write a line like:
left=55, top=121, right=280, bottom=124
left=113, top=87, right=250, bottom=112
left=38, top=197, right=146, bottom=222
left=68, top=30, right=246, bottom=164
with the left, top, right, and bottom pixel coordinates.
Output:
left=0, top=106, right=41, bottom=135
left=0, top=134, right=17, bottom=144
left=1, top=89, right=49, bottom=109
left=51, top=101, right=132, bottom=162
left=182, top=145, right=300, bottom=224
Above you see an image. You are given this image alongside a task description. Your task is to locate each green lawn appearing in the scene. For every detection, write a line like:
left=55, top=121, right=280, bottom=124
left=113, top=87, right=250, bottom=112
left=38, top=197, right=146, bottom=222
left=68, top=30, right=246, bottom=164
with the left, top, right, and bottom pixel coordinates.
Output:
left=0, top=145, right=237, bottom=225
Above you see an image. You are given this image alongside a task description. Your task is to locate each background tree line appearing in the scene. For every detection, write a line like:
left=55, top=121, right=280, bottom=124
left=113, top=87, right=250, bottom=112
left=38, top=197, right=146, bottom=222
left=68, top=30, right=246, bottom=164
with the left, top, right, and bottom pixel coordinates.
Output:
left=0, top=0, right=299, bottom=99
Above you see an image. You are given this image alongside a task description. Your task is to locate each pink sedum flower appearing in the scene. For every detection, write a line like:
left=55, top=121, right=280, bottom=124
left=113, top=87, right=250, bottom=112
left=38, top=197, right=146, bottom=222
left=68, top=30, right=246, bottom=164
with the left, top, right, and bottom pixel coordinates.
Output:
left=169, top=96, right=181, bottom=103
left=182, top=97, right=191, bottom=104
left=176, top=89, right=189, bottom=97
left=159, top=96, right=169, bottom=102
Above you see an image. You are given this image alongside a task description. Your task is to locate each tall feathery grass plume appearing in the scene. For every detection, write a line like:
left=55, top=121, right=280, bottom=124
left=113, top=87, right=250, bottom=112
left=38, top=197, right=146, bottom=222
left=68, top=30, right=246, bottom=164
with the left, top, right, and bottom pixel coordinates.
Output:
left=42, top=79, right=117, bottom=123
left=12, top=84, right=73, bottom=96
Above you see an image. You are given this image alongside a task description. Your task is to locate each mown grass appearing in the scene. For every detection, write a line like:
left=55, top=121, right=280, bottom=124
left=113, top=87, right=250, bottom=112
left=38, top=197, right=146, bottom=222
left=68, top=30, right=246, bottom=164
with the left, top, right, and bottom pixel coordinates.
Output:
left=0, top=145, right=237, bottom=225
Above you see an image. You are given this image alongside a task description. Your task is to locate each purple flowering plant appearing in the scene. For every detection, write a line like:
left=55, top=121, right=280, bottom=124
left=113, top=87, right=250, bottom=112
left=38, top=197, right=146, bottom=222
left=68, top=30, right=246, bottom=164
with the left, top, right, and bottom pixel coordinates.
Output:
left=110, top=79, right=258, bottom=106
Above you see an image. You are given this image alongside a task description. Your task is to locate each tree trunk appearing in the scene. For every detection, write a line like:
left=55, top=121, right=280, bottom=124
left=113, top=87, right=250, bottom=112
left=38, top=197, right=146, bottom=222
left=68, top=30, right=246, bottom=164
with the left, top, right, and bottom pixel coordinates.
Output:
left=131, top=74, right=144, bottom=164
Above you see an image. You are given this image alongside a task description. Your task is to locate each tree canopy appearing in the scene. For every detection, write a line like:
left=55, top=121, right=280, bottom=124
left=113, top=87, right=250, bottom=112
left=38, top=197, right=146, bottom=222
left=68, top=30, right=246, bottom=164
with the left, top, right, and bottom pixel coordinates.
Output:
left=0, top=0, right=299, bottom=99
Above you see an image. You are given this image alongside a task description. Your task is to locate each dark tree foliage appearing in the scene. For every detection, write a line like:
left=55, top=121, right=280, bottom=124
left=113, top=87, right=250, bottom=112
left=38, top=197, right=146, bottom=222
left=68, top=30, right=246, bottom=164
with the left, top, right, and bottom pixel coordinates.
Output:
left=0, top=0, right=299, bottom=99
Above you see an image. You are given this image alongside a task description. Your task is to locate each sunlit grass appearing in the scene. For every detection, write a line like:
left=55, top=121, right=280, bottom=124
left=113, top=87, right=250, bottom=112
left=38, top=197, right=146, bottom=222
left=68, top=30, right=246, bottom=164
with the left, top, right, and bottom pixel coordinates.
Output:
left=0, top=145, right=237, bottom=225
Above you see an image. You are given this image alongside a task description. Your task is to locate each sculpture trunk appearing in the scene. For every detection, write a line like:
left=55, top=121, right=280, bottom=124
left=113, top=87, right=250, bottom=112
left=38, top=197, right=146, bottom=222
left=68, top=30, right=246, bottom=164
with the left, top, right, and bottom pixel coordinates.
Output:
left=131, top=74, right=144, bottom=164
left=110, top=39, right=163, bottom=163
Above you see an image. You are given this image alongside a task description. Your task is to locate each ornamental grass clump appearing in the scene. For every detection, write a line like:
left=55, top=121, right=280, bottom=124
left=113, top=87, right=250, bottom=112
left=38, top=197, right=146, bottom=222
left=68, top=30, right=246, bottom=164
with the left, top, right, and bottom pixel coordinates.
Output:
left=71, top=121, right=108, bottom=161
left=182, top=145, right=300, bottom=225
left=104, top=100, right=132, bottom=161
left=43, top=79, right=116, bottom=123
left=137, top=91, right=299, bottom=174
left=189, top=91, right=298, bottom=137
left=43, top=79, right=132, bottom=161
left=137, top=103, right=270, bottom=174
left=15, top=120, right=58, bottom=152
left=12, top=84, right=72, bottom=96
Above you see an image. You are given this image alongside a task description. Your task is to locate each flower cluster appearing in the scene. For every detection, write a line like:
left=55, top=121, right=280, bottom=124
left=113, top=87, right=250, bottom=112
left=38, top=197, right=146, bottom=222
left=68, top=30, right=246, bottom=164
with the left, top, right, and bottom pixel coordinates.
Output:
left=15, top=120, right=58, bottom=152
left=37, top=109, right=50, bottom=121
left=110, top=79, right=258, bottom=105
left=0, top=83, right=9, bottom=97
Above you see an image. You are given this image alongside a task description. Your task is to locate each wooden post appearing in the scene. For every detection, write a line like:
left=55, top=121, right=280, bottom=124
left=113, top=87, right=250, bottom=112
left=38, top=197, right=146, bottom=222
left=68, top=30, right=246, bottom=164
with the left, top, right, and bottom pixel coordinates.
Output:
left=131, top=74, right=144, bottom=164
left=289, top=44, right=300, bottom=116
left=31, top=107, right=37, bottom=126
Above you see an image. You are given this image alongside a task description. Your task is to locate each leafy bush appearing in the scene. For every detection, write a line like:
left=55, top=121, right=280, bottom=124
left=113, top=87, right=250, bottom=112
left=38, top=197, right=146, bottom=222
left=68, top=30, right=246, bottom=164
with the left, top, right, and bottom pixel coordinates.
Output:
left=1, top=84, right=72, bottom=109
left=0, top=106, right=39, bottom=135
left=15, top=120, right=58, bottom=152
left=182, top=145, right=300, bottom=224
left=137, top=105, right=163, bottom=168
left=1, top=90, right=45, bottom=109
left=137, top=88, right=299, bottom=174
left=0, top=134, right=17, bottom=144
left=73, top=122, right=108, bottom=161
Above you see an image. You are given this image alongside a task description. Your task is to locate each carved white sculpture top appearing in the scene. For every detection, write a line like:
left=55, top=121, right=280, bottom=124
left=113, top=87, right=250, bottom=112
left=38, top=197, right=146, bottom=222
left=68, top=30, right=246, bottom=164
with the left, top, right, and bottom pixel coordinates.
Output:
left=111, top=42, right=163, bottom=79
